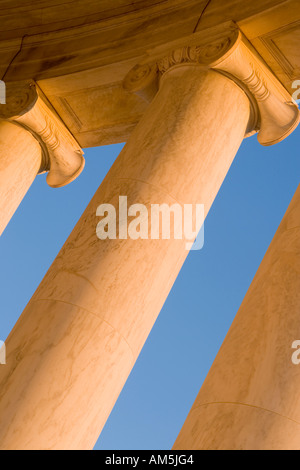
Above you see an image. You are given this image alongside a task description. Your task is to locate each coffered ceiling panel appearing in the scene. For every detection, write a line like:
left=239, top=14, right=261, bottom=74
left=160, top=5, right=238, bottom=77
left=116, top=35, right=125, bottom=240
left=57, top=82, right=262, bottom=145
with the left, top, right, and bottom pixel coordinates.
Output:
left=239, top=0, right=300, bottom=94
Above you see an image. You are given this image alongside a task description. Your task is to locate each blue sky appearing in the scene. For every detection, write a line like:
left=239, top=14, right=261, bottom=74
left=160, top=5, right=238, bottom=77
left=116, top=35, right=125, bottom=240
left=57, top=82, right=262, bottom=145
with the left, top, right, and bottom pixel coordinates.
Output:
left=0, top=124, right=299, bottom=450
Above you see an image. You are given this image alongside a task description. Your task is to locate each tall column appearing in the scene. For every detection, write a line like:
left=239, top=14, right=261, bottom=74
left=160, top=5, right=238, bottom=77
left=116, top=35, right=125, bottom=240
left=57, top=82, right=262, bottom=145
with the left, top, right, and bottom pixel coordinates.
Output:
left=174, top=185, right=300, bottom=451
left=0, top=121, right=41, bottom=235
left=0, top=29, right=298, bottom=450
left=0, top=82, right=84, bottom=236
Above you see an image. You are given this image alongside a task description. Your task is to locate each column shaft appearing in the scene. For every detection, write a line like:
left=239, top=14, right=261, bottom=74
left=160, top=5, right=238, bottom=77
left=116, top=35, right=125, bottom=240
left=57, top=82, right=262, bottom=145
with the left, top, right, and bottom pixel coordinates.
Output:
left=0, top=121, right=42, bottom=235
left=174, top=184, right=300, bottom=450
left=0, top=68, right=250, bottom=449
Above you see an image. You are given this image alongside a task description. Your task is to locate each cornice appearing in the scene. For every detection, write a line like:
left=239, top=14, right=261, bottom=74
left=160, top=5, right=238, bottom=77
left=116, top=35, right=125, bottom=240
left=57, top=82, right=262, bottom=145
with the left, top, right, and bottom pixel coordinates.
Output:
left=0, top=82, right=85, bottom=188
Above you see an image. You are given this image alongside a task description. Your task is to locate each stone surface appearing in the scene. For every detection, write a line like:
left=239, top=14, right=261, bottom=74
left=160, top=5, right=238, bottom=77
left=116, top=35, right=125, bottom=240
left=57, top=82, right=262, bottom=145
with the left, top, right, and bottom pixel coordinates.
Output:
left=0, top=67, right=250, bottom=450
left=124, top=27, right=300, bottom=146
left=0, top=0, right=298, bottom=147
left=174, top=185, right=300, bottom=451
left=0, top=121, right=41, bottom=236
left=0, top=0, right=299, bottom=451
left=0, top=82, right=85, bottom=235
left=0, top=82, right=85, bottom=189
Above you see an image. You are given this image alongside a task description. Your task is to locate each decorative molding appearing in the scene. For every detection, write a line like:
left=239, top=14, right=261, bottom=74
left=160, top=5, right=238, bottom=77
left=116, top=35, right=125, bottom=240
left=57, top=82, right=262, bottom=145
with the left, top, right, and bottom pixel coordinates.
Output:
left=157, top=34, right=238, bottom=74
left=210, top=32, right=300, bottom=146
left=257, top=20, right=300, bottom=81
left=123, top=64, right=159, bottom=103
left=157, top=46, right=200, bottom=74
left=0, top=82, right=85, bottom=188
left=123, top=26, right=300, bottom=146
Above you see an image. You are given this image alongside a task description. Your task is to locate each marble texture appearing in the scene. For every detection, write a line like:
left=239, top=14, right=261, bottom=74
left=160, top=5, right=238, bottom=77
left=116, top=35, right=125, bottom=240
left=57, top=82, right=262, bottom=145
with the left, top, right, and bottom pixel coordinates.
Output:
left=0, top=1, right=296, bottom=148
left=0, top=121, right=41, bottom=236
left=0, top=82, right=85, bottom=236
left=174, top=185, right=300, bottom=450
left=0, top=82, right=85, bottom=189
left=124, top=25, right=300, bottom=146
left=0, top=67, right=250, bottom=449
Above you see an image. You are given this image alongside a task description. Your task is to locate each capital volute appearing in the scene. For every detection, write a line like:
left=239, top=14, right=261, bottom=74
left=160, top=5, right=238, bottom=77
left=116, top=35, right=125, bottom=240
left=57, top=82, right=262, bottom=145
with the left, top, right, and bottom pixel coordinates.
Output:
left=123, top=26, right=299, bottom=146
left=0, top=81, right=85, bottom=188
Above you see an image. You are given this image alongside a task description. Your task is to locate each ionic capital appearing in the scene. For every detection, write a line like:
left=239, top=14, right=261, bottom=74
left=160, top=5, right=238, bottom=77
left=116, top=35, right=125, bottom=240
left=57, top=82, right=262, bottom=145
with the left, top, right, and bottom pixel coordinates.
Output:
left=0, top=82, right=85, bottom=188
left=123, top=26, right=299, bottom=146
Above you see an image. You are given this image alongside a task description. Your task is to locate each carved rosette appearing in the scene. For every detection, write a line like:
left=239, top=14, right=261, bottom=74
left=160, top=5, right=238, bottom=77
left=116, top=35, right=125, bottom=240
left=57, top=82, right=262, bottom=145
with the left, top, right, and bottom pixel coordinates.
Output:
left=0, top=82, right=85, bottom=188
left=123, top=28, right=299, bottom=146
left=123, top=63, right=159, bottom=103
left=0, top=82, right=38, bottom=117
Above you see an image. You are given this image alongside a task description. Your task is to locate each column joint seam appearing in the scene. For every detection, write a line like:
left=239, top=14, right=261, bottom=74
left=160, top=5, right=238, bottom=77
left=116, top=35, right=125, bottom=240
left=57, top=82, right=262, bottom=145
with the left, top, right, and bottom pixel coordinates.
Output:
left=190, top=401, right=300, bottom=426
left=30, top=297, right=136, bottom=362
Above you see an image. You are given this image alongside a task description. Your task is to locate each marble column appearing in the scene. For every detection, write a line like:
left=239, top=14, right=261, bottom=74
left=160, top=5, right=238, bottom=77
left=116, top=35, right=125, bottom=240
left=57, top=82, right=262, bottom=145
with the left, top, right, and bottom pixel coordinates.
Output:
left=174, top=185, right=300, bottom=450
left=0, top=30, right=298, bottom=450
left=0, top=121, right=41, bottom=235
left=0, top=81, right=84, bottom=236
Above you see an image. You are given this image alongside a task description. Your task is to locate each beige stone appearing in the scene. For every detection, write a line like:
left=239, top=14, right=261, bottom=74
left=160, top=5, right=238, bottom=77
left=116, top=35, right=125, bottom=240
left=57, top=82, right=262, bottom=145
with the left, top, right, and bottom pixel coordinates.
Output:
left=0, top=82, right=84, bottom=235
left=0, top=1, right=298, bottom=147
left=0, top=0, right=299, bottom=451
left=0, top=121, right=41, bottom=236
left=125, top=28, right=299, bottom=146
left=0, top=64, right=250, bottom=450
left=0, top=82, right=85, bottom=189
left=174, top=185, right=300, bottom=451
